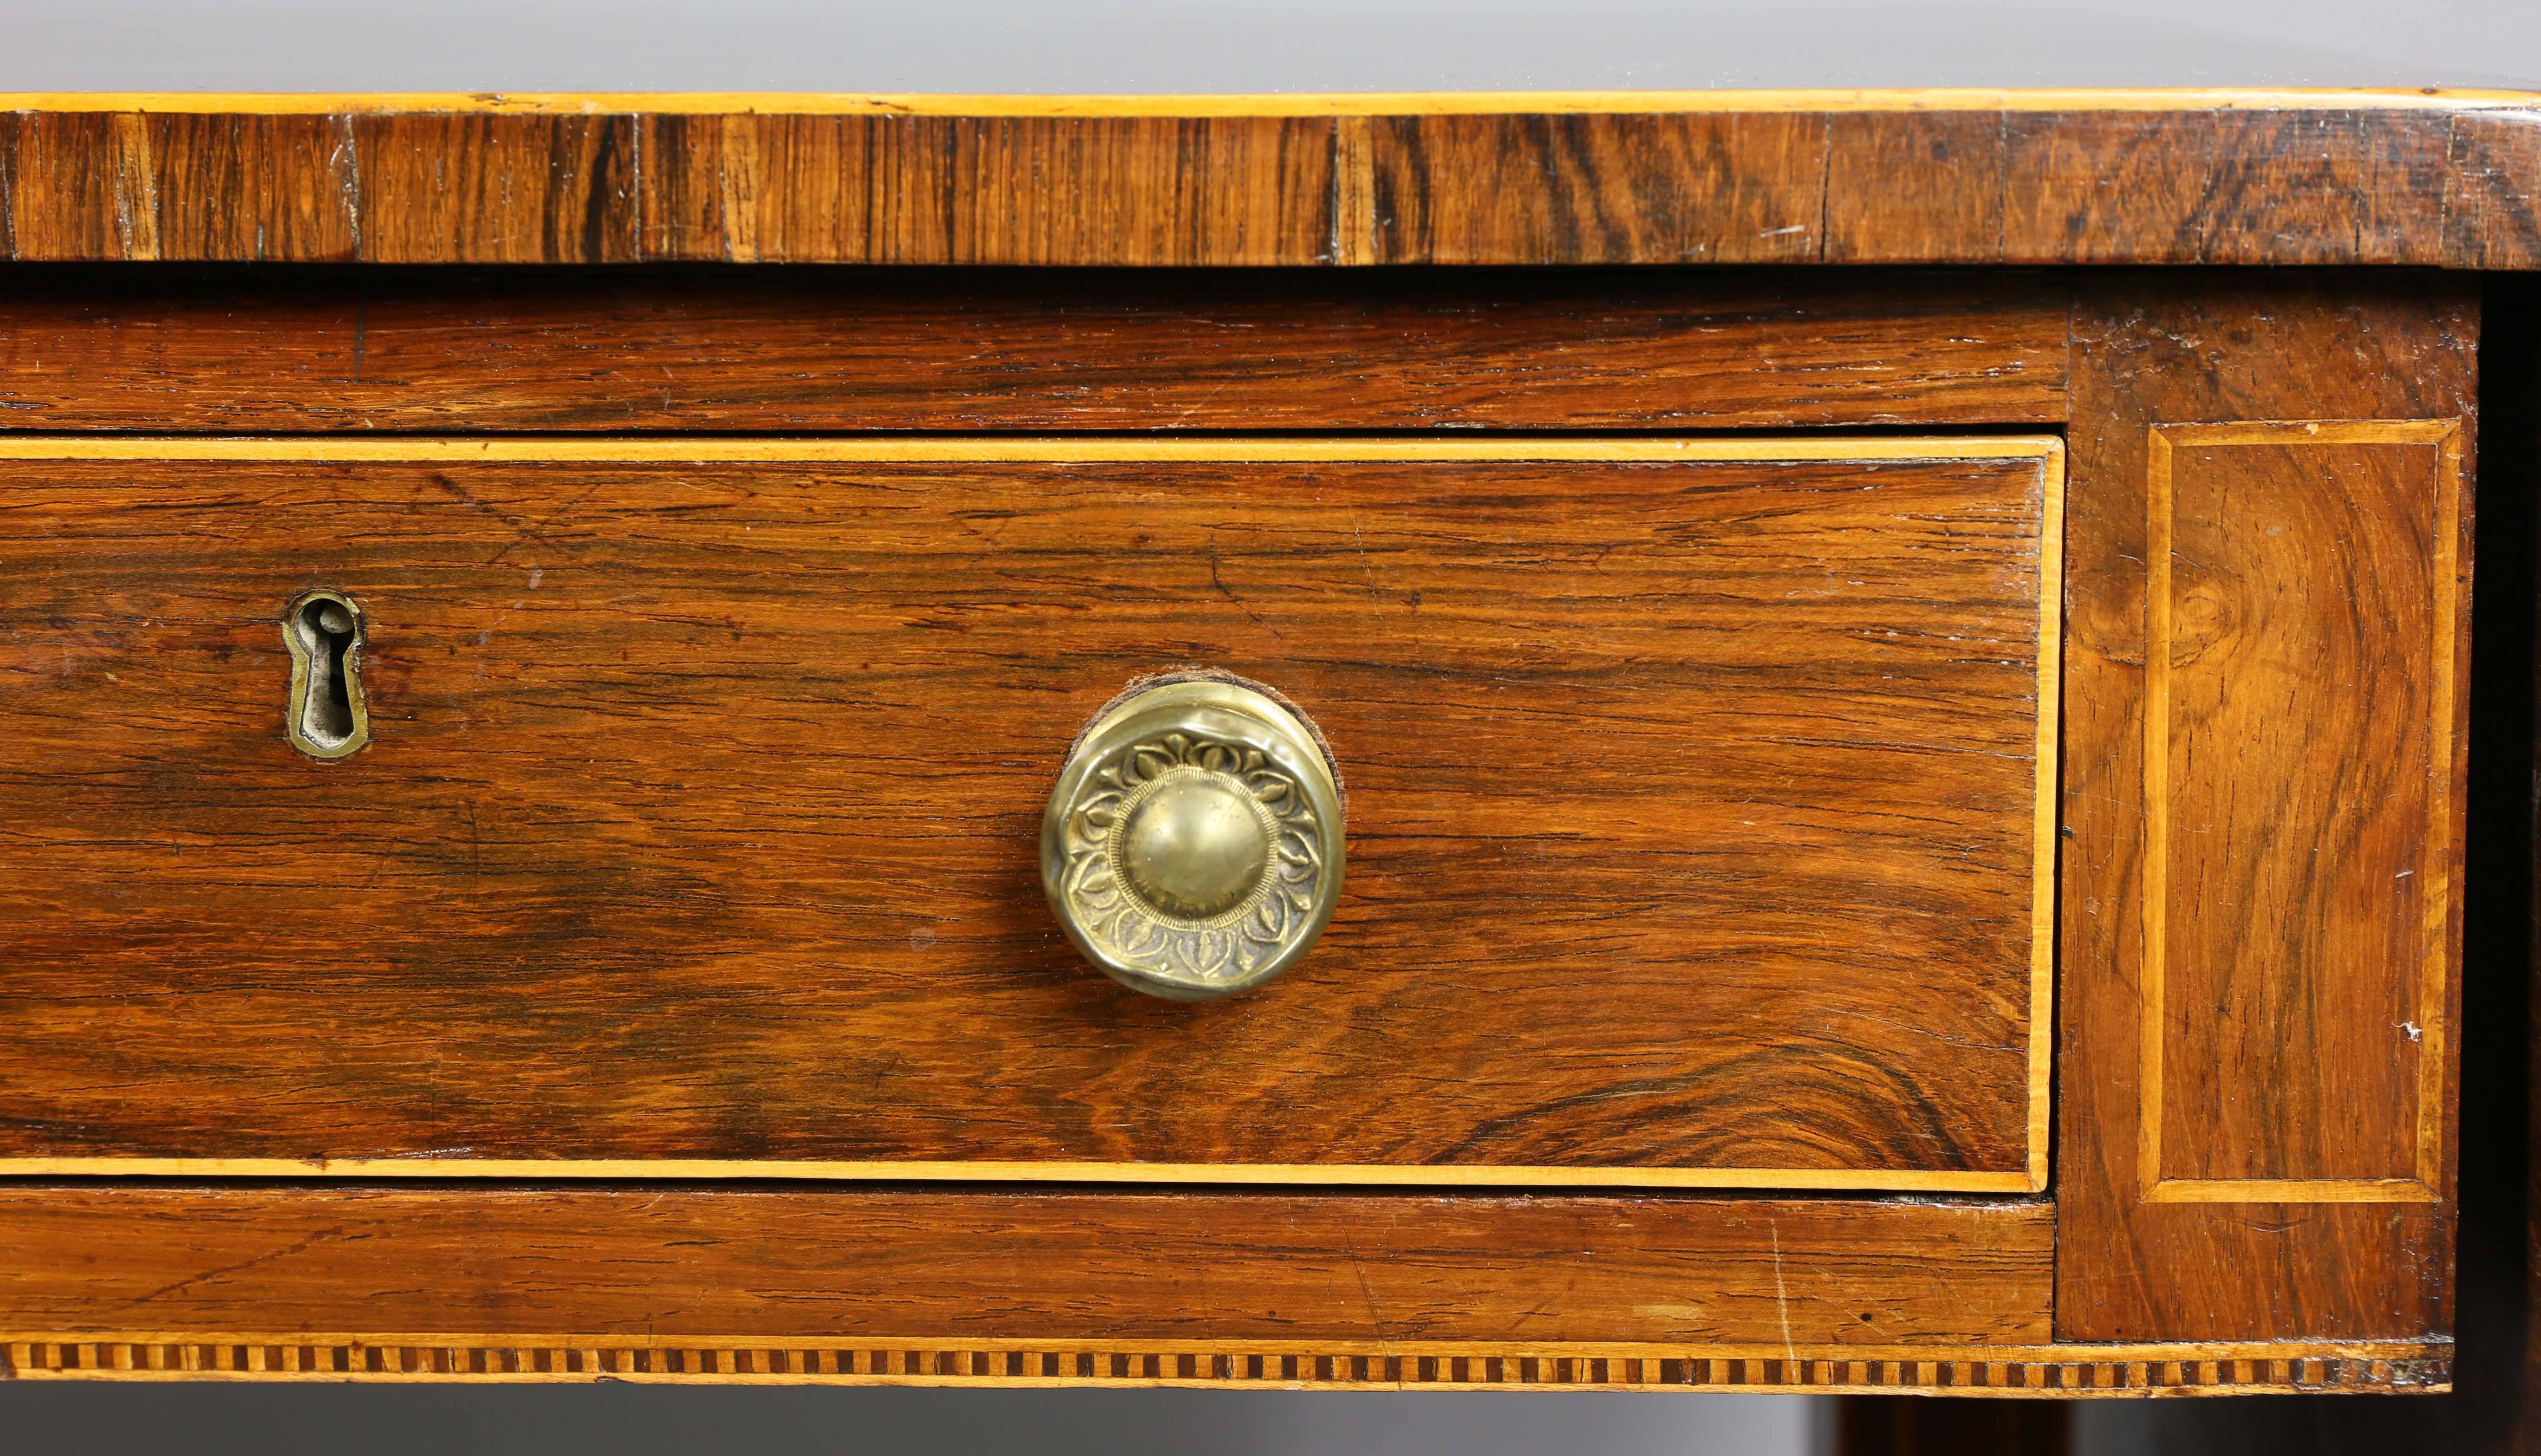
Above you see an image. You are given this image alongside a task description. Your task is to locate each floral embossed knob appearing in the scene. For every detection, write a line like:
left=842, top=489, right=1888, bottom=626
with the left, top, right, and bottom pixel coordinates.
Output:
left=1042, top=678, right=1345, bottom=1001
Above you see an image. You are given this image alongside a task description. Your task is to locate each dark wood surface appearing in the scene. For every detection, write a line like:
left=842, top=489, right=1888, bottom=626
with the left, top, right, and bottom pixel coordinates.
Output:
left=1366, top=109, right=2495, bottom=267
left=1993, top=111, right=2450, bottom=266
left=0, top=1186, right=2054, bottom=1346
left=0, top=447, right=2050, bottom=1178
left=1362, top=112, right=1828, bottom=265
left=0, top=99, right=2534, bottom=267
left=635, top=114, right=1335, bottom=266
left=2450, top=111, right=2541, bottom=272
left=2055, top=273, right=2477, bottom=1341
left=0, top=267, right=2071, bottom=433
left=2040, top=262, right=2541, bottom=1456
left=0, top=1180, right=2454, bottom=1395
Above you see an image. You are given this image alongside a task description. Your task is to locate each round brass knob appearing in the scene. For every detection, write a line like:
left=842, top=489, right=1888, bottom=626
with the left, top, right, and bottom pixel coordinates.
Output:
left=1042, top=678, right=1345, bottom=1001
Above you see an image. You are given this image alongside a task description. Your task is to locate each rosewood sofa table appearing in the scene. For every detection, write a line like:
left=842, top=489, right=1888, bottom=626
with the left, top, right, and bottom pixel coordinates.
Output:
left=0, top=89, right=2536, bottom=1410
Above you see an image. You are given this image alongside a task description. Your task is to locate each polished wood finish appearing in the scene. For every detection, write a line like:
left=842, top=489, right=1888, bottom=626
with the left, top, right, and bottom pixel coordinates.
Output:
left=1366, top=109, right=2480, bottom=267
left=0, top=440, right=2054, bottom=1188
left=2056, top=273, right=2477, bottom=1341
left=0, top=267, right=2071, bottom=433
left=1821, top=112, right=2008, bottom=264
left=639, top=114, right=1332, bottom=266
left=0, top=92, right=2524, bottom=1392
left=1364, top=112, right=1825, bottom=265
left=126, top=114, right=360, bottom=263
left=2451, top=112, right=2541, bottom=273
left=0, top=95, right=2534, bottom=266
left=1994, top=111, right=2450, bottom=267
left=1366, top=105, right=2538, bottom=270
left=0, top=1186, right=2052, bottom=1347
left=2142, top=421, right=2459, bottom=1204
left=0, top=110, right=1330, bottom=266
left=352, top=115, right=641, bottom=265
left=0, top=1181, right=2457, bottom=1395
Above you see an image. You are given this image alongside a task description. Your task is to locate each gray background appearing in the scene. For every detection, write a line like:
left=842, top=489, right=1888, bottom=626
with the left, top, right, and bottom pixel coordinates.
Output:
left=1, top=0, right=2537, bottom=91
left=0, top=0, right=2532, bottom=1450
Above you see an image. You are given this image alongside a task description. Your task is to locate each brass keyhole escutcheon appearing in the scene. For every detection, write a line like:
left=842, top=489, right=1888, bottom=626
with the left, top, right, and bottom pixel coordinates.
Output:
left=283, top=589, right=371, bottom=759
left=1042, top=678, right=1345, bottom=1001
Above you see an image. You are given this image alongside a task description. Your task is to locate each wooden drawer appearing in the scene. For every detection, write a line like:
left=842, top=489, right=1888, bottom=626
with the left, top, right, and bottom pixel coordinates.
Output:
left=0, top=436, right=2056, bottom=1191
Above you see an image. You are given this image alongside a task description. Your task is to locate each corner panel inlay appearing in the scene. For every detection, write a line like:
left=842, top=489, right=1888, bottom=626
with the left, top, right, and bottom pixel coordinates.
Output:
left=2058, top=275, right=2475, bottom=1343
left=2140, top=421, right=2462, bottom=1206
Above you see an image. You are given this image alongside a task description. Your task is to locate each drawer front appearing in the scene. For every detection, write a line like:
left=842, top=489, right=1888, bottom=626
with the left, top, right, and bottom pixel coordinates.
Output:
left=0, top=438, right=2058, bottom=1190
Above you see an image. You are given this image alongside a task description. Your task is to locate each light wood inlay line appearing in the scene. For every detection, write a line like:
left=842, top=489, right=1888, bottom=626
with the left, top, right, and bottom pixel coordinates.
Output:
left=0, top=88, right=2532, bottom=117
left=0, top=436, right=2064, bottom=464
left=2139, top=418, right=2459, bottom=1205
left=2029, top=445, right=2067, bottom=1191
left=0, top=1158, right=2044, bottom=1190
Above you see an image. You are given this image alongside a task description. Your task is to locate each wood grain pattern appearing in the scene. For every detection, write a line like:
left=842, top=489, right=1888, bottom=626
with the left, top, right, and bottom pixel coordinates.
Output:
left=633, top=114, right=1334, bottom=265
left=2056, top=274, right=2476, bottom=1342
left=0, top=1186, right=2053, bottom=1347
left=0, top=98, right=2534, bottom=266
left=1365, top=113, right=1828, bottom=265
left=2142, top=421, right=2459, bottom=1204
left=1352, top=106, right=2534, bottom=268
left=1160, top=98, right=2446, bottom=270
left=2, top=112, right=147, bottom=260
left=2448, top=110, right=2541, bottom=272
left=1998, top=110, right=2451, bottom=266
left=0, top=267, right=2072, bottom=433
left=143, top=114, right=358, bottom=262
left=351, top=115, right=639, bottom=265
left=1822, top=112, right=2007, bottom=264
left=0, top=440, right=2056, bottom=1186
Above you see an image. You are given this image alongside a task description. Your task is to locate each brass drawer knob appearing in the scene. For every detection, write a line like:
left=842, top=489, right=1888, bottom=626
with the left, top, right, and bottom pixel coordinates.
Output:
left=1042, top=679, right=1345, bottom=1000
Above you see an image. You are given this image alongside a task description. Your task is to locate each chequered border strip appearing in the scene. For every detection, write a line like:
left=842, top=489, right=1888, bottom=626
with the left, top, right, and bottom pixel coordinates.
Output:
left=1, top=1341, right=2451, bottom=1397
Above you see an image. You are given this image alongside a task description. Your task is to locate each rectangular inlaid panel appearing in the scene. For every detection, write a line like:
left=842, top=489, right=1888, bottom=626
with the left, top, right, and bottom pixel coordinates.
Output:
left=2145, top=423, right=2459, bottom=1202
left=0, top=439, right=2057, bottom=1190
left=2058, top=273, right=2474, bottom=1343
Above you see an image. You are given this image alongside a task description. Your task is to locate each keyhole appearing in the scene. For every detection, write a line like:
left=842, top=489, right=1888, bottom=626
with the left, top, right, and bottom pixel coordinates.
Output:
left=283, top=590, right=370, bottom=759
